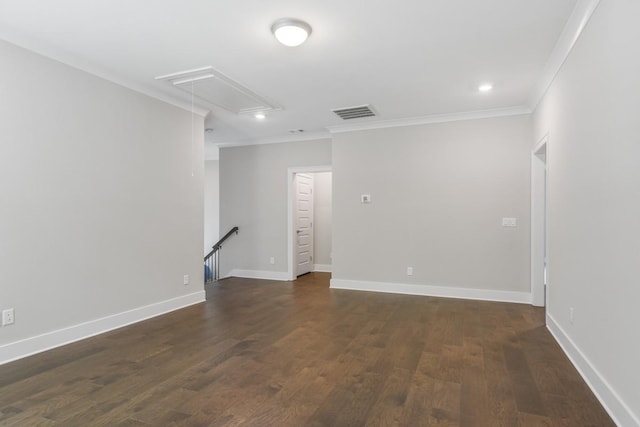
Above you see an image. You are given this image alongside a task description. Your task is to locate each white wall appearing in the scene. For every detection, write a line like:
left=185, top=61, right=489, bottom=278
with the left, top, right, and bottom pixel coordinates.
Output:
left=204, top=160, right=220, bottom=253
left=0, top=40, right=204, bottom=363
left=532, top=1, right=640, bottom=424
left=331, top=115, right=531, bottom=301
left=313, top=172, right=332, bottom=268
left=219, top=139, right=331, bottom=278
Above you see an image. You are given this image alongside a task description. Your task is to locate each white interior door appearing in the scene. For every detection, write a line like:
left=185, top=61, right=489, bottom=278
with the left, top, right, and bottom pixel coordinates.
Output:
left=295, top=173, right=314, bottom=276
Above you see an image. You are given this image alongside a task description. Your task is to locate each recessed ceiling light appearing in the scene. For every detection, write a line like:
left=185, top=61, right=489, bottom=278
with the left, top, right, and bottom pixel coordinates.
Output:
left=254, top=112, right=266, bottom=120
left=479, top=84, right=493, bottom=92
left=271, top=18, right=312, bottom=47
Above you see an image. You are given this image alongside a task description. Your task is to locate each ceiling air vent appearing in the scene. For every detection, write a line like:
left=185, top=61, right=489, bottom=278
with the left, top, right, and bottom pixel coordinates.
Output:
left=332, top=104, right=376, bottom=120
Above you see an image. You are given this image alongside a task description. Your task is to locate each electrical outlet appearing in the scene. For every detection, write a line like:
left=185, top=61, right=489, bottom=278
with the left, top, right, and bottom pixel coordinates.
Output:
left=269, top=257, right=275, bottom=265
left=2, top=308, right=14, bottom=326
left=569, top=307, right=574, bottom=324
left=407, top=267, right=413, bottom=276
left=183, top=275, right=189, bottom=285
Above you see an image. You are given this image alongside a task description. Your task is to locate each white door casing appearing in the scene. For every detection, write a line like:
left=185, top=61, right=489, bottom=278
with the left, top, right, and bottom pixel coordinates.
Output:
left=531, top=136, right=548, bottom=307
left=295, top=173, right=314, bottom=276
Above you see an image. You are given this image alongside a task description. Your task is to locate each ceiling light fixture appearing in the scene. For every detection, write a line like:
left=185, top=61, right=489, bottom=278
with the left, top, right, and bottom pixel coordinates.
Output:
left=254, top=112, right=266, bottom=120
left=479, top=84, right=493, bottom=92
left=271, top=18, right=312, bottom=47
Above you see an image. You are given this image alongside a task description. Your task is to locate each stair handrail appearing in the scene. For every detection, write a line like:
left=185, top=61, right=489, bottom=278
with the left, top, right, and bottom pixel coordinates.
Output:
left=204, top=226, right=238, bottom=283
left=208, top=226, right=239, bottom=256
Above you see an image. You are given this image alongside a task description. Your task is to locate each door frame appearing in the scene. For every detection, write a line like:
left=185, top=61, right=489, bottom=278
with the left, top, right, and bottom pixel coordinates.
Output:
left=287, top=165, right=332, bottom=280
left=531, top=135, right=548, bottom=307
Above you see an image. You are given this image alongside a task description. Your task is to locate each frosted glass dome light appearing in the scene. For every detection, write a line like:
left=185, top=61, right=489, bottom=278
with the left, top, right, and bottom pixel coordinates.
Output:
left=272, top=18, right=312, bottom=47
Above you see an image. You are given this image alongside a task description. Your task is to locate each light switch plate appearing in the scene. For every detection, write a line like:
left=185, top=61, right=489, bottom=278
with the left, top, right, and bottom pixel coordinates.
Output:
left=361, top=194, right=372, bottom=204
left=502, top=217, right=517, bottom=227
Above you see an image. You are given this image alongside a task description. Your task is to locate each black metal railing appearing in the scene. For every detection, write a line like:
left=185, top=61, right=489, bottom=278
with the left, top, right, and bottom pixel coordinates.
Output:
left=204, top=226, right=238, bottom=283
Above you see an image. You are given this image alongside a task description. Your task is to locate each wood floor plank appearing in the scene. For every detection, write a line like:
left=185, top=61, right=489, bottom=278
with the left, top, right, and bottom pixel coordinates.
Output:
left=363, top=367, right=412, bottom=426
left=398, top=352, right=438, bottom=426
left=0, top=273, right=615, bottom=426
left=429, top=380, right=462, bottom=425
left=460, top=366, right=489, bottom=426
left=503, top=346, right=547, bottom=417
left=483, top=341, right=520, bottom=426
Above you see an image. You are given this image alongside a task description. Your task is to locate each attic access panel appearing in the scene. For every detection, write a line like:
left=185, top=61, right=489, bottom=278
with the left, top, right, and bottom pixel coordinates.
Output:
left=156, top=66, right=281, bottom=114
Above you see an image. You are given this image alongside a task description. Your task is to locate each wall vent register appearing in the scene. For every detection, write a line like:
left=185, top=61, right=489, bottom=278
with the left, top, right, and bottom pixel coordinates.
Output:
left=332, top=104, right=376, bottom=120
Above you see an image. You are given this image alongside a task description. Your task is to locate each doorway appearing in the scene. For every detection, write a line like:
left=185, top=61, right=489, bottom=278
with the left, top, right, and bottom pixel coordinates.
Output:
left=287, top=166, right=332, bottom=280
left=294, top=173, right=314, bottom=276
left=531, top=136, right=548, bottom=307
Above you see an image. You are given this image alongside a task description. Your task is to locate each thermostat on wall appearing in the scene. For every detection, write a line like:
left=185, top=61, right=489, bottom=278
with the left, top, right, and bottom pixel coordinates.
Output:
left=361, top=194, right=372, bottom=204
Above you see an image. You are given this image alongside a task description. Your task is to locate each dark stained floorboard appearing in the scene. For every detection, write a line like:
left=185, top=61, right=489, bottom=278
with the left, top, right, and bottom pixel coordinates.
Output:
left=0, top=273, right=614, bottom=426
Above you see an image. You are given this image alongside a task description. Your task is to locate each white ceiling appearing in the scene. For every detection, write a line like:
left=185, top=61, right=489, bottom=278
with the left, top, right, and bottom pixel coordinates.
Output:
left=0, top=0, right=580, bottom=146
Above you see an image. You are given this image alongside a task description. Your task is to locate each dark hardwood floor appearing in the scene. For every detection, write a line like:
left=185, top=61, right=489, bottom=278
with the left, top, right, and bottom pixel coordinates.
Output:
left=0, top=273, right=614, bottom=426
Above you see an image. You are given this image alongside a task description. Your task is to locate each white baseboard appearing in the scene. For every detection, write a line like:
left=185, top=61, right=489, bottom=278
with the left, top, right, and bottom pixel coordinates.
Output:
left=329, top=279, right=531, bottom=304
left=546, top=314, right=639, bottom=427
left=313, top=264, right=332, bottom=273
left=0, top=291, right=205, bottom=366
left=228, top=269, right=291, bottom=281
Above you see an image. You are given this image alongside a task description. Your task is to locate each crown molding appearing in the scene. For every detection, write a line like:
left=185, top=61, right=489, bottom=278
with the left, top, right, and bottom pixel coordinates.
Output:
left=213, top=105, right=530, bottom=147
left=528, top=0, right=602, bottom=110
left=215, top=130, right=331, bottom=148
left=0, top=35, right=210, bottom=117
left=326, top=105, right=531, bottom=134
